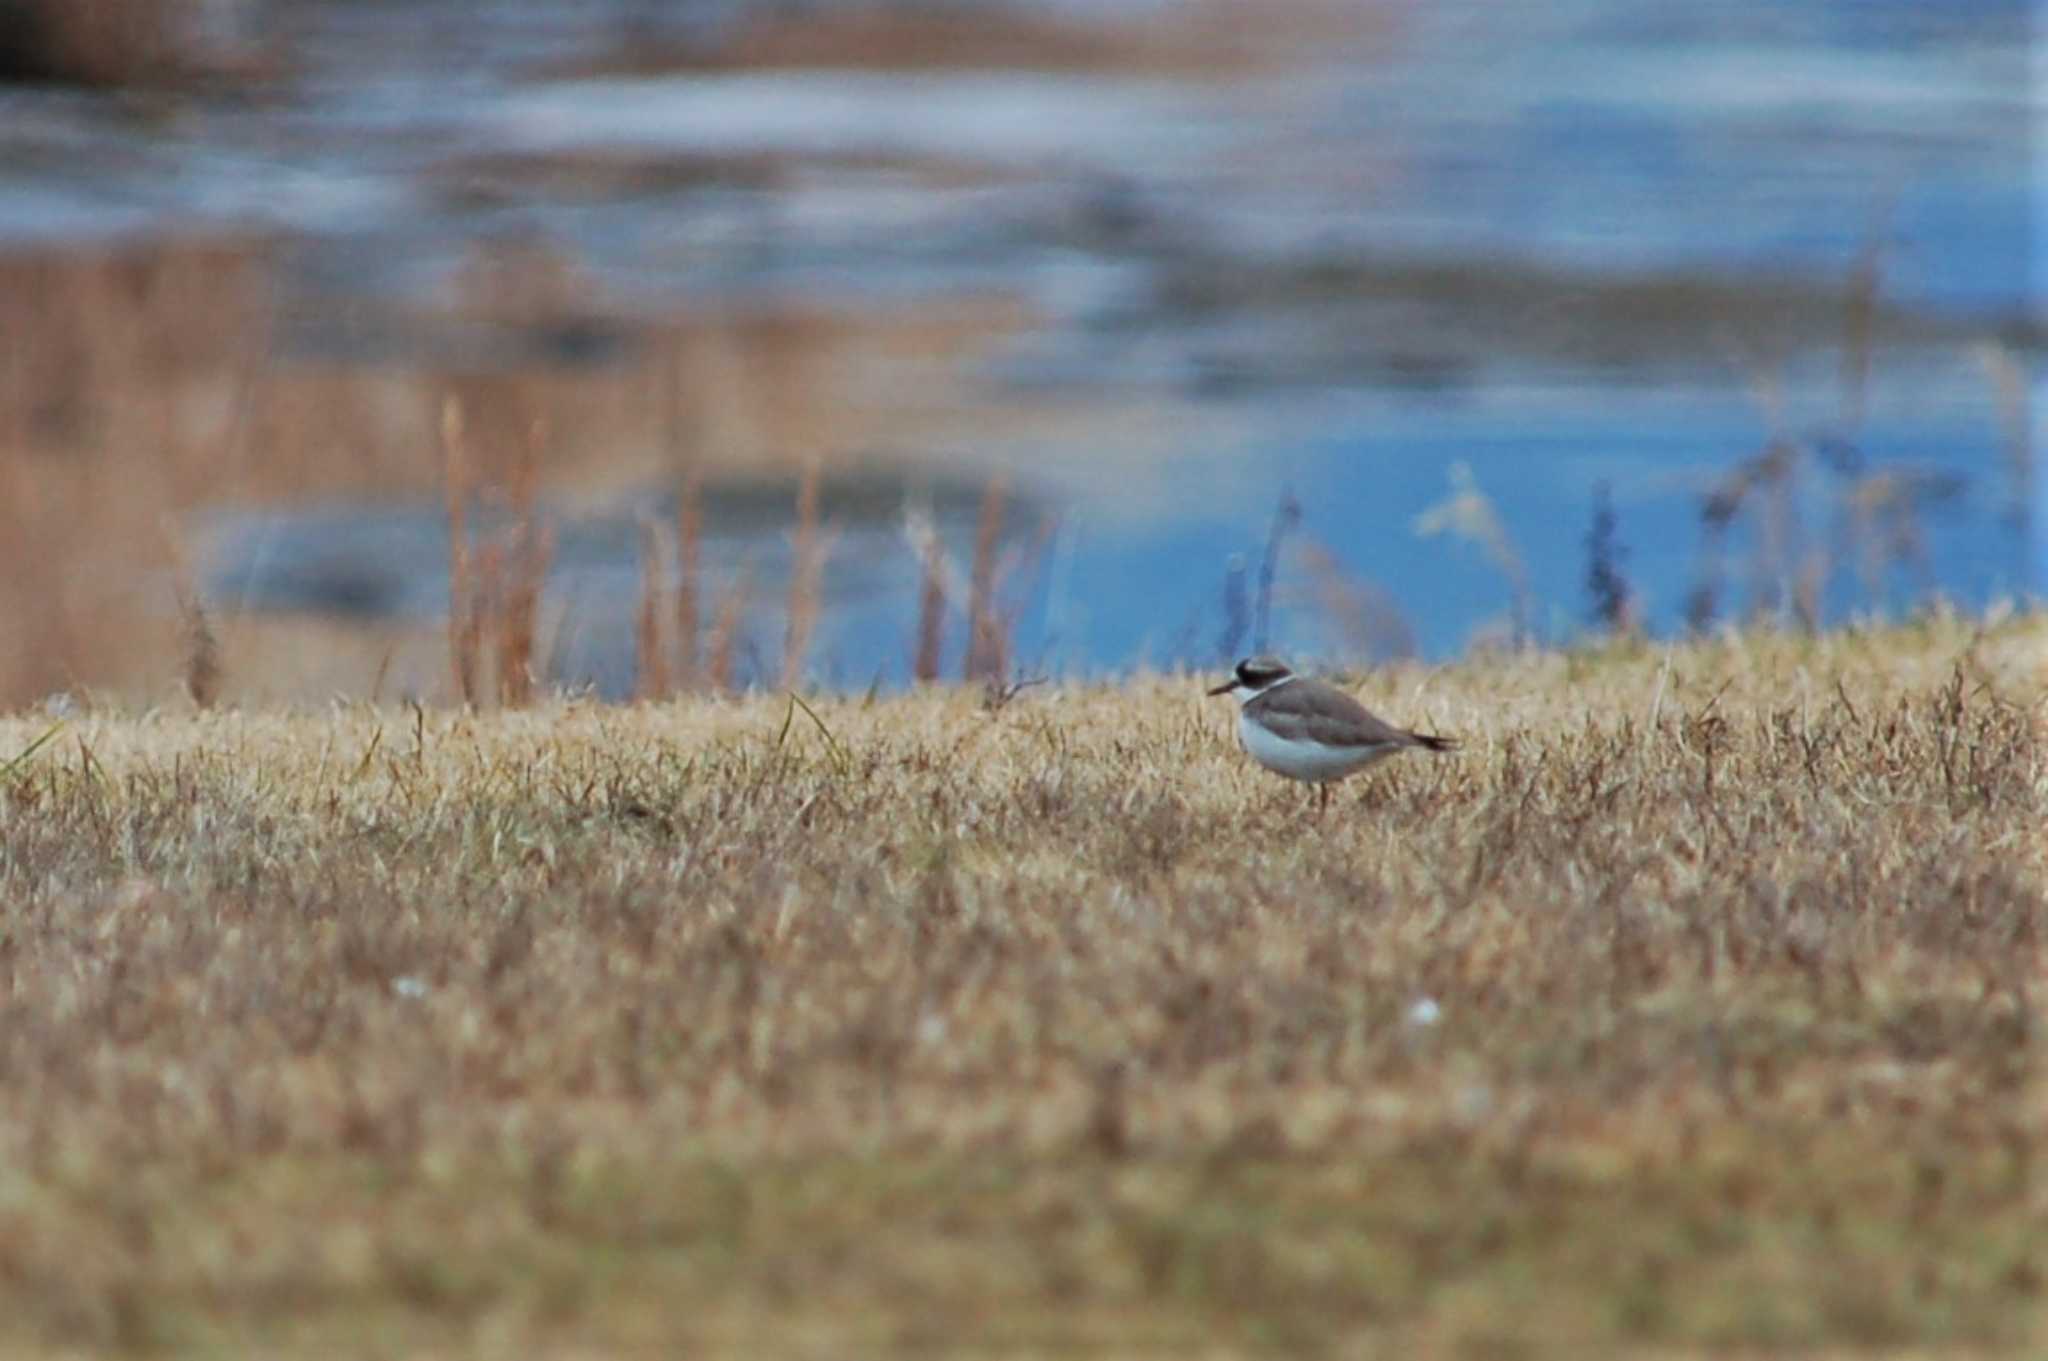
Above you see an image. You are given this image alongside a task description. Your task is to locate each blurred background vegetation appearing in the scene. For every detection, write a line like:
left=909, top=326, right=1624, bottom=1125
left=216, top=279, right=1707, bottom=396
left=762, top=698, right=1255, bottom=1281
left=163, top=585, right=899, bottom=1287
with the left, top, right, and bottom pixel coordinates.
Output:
left=0, top=0, right=2036, bottom=707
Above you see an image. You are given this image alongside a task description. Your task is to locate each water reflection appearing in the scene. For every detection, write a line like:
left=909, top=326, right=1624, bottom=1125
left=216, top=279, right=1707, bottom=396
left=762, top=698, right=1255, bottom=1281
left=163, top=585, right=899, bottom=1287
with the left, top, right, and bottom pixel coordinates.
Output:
left=0, top=0, right=2036, bottom=697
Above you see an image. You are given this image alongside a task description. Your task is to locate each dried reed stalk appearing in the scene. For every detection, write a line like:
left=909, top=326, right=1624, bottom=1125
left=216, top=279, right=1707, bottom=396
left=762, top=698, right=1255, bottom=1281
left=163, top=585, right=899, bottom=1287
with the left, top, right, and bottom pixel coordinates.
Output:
left=470, top=536, right=504, bottom=698
left=1217, top=552, right=1249, bottom=663
left=976, top=513, right=1062, bottom=704
left=964, top=475, right=1008, bottom=684
left=181, top=594, right=222, bottom=710
left=1413, top=463, right=1532, bottom=646
left=440, top=398, right=480, bottom=707
left=1749, top=440, right=1798, bottom=626
left=1792, top=547, right=1825, bottom=634
left=1840, top=206, right=1891, bottom=436
left=675, top=466, right=703, bottom=691
left=913, top=537, right=947, bottom=685
left=1295, top=538, right=1416, bottom=661
left=0, top=455, right=77, bottom=705
left=160, top=517, right=221, bottom=708
left=1686, top=530, right=1729, bottom=633
left=1253, top=490, right=1302, bottom=654
left=495, top=418, right=552, bottom=707
left=781, top=459, right=824, bottom=690
left=635, top=510, right=670, bottom=701
left=902, top=500, right=966, bottom=685
left=664, top=344, right=706, bottom=693
left=1583, top=482, right=1636, bottom=635
left=1978, top=342, right=2033, bottom=531
left=707, top=568, right=751, bottom=694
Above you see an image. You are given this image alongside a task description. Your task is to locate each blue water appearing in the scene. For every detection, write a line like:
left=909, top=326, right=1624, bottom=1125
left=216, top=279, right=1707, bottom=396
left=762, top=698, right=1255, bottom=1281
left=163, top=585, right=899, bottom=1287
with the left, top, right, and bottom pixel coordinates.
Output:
left=206, top=371, right=2015, bottom=693
left=1019, top=389, right=2026, bottom=675
left=1, top=0, right=2036, bottom=691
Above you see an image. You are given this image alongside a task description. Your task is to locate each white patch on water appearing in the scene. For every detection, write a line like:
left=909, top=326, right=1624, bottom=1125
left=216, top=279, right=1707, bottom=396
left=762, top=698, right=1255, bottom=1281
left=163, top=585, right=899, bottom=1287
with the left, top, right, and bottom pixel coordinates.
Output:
left=489, top=72, right=1239, bottom=172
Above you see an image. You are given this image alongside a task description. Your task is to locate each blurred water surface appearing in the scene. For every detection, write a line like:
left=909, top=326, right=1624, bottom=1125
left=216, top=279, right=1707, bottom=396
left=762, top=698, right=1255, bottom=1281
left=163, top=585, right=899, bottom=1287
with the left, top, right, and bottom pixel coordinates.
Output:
left=1, top=0, right=2035, bottom=689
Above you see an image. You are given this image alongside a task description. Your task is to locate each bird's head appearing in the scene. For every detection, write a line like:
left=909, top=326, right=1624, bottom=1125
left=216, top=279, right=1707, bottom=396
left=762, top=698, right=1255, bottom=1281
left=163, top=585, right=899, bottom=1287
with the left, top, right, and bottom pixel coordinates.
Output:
left=1207, top=655, right=1294, bottom=699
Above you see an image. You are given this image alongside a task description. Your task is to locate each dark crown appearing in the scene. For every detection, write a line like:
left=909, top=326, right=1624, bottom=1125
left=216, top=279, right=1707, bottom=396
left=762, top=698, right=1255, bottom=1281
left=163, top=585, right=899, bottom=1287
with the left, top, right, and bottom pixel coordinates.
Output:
left=1235, top=655, right=1293, bottom=687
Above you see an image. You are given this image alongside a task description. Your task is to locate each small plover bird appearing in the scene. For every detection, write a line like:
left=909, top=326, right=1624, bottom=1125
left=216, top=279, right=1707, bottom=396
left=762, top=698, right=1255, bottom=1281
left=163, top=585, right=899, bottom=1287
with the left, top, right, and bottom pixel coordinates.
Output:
left=1208, top=655, right=1455, bottom=810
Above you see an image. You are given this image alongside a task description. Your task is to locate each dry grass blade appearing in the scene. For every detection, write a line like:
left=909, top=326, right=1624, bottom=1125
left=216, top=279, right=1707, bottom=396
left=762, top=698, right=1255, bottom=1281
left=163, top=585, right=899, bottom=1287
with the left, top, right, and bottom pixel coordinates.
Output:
left=0, top=720, right=63, bottom=783
left=784, top=688, right=850, bottom=776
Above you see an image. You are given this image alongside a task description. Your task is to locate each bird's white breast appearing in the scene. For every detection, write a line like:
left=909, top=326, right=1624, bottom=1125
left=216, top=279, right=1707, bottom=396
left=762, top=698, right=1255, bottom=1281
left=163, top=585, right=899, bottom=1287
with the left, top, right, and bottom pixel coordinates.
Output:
left=1237, top=708, right=1394, bottom=783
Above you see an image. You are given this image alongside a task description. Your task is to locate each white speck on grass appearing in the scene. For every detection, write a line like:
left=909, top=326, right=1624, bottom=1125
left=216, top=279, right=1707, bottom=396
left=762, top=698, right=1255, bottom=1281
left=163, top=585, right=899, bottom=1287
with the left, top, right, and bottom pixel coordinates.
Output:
left=1406, top=996, right=1442, bottom=1029
left=392, top=976, right=428, bottom=999
left=1454, top=1084, right=1494, bottom=1125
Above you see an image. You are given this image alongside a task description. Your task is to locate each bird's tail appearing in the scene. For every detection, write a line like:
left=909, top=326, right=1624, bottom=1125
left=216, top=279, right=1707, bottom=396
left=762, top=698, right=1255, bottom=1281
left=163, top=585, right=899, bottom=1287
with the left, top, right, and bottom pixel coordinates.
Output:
left=1412, top=732, right=1458, bottom=753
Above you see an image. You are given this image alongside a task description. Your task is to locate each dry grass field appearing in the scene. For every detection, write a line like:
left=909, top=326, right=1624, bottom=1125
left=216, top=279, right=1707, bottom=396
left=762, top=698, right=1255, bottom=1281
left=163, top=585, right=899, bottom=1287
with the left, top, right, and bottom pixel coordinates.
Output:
left=0, top=616, right=2043, bottom=1358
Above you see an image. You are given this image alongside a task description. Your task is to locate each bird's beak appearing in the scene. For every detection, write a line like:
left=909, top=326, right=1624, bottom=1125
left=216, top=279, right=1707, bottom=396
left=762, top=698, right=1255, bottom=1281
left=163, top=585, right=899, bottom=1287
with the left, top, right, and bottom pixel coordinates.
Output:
left=1206, top=679, right=1238, bottom=697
